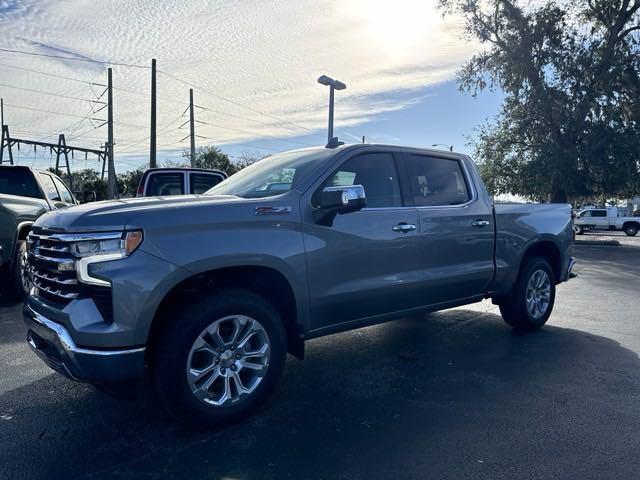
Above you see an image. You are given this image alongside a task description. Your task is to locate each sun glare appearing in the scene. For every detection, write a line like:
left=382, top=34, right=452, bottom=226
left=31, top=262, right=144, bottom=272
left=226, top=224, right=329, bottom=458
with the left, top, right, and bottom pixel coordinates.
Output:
left=346, top=0, right=440, bottom=54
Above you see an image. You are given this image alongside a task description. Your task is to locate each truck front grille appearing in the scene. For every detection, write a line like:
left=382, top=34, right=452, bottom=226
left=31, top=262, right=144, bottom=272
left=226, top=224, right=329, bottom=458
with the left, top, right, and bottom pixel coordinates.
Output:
left=28, top=233, right=79, bottom=306
left=27, top=232, right=114, bottom=321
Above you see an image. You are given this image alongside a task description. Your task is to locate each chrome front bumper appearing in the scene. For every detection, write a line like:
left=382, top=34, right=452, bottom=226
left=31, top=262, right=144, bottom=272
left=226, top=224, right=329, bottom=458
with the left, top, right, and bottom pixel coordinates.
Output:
left=23, top=304, right=146, bottom=383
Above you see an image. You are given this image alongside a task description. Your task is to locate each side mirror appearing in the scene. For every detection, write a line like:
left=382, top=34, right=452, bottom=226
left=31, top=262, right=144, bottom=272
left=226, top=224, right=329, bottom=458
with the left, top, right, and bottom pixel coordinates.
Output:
left=317, top=185, right=367, bottom=214
left=314, top=185, right=366, bottom=226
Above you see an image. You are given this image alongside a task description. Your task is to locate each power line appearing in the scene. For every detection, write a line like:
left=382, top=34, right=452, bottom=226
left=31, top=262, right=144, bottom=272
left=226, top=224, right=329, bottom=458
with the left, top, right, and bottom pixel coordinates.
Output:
left=0, top=62, right=105, bottom=86
left=157, top=69, right=320, bottom=137
left=0, top=83, right=105, bottom=104
left=11, top=128, right=105, bottom=141
left=197, top=117, right=309, bottom=147
left=4, top=103, right=105, bottom=121
left=0, top=47, right=149, bottom=70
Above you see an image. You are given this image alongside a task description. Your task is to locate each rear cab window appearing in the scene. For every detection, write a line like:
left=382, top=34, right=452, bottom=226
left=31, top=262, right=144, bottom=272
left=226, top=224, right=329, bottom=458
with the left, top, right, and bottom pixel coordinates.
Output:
left=190, top=172, right=224, bottom=194
left=0, top=168, right=42, bottom=199
left=146, top=172, right=185, bottom=196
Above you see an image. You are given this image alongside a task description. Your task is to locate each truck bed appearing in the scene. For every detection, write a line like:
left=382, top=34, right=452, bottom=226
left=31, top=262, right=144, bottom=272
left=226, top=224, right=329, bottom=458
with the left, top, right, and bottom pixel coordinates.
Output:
left=491, top=202, right=573, bottom=294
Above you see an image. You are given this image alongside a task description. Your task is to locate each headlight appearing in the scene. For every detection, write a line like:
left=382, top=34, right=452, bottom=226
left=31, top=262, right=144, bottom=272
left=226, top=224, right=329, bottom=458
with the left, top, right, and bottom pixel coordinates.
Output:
left=69, top=231, right=143, bottom=258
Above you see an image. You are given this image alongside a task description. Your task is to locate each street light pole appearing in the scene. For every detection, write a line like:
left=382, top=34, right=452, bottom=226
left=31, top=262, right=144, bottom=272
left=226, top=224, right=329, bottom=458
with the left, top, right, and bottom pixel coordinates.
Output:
left=317, top=75, right=346, bottom=147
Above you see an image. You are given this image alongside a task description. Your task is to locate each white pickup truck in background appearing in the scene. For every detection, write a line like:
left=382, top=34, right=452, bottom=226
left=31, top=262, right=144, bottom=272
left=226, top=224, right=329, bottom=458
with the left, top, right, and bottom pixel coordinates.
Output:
left=574, top=206, right=640, bottom=236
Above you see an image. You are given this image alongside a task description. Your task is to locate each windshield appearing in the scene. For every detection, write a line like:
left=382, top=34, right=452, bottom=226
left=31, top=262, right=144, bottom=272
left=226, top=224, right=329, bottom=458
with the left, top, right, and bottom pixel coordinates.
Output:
left=205, top=148, right=334, bottom=198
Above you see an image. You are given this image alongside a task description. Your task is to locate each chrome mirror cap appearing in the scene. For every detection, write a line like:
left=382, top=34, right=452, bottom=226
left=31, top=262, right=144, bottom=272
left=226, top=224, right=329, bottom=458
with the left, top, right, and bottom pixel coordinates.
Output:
left=319, top=185, right=366, bottom=213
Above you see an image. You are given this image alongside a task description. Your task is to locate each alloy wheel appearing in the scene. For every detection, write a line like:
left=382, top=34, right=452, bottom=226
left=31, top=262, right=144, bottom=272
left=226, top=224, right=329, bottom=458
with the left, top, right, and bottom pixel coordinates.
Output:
left=20, top=246, right=33, bottom=294
left=186, top=315, right=271, bottom=406
left=525, top=269, right=551, bottom=319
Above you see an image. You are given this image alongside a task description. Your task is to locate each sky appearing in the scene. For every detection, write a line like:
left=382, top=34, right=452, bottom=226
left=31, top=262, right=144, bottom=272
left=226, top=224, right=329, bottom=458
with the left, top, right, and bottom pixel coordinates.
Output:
left=0, top=0, right=503, bottom=173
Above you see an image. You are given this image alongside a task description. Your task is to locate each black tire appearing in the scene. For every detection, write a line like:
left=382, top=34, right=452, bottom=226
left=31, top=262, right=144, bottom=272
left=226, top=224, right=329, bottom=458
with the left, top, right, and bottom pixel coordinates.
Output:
left=573, top=225, right=584, bottom=235
left=499, top=256, right=556, bottom=331
left=624, top=224, right=638, bottom=237
left=152, top=289, right=287, bottom=428
left=0, top=240, right=30, bottom=302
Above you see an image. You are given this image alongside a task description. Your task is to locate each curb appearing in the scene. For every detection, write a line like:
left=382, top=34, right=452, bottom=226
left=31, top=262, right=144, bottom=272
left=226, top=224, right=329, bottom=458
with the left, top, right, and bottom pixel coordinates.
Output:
left=575, top=239, right=620, bottom=246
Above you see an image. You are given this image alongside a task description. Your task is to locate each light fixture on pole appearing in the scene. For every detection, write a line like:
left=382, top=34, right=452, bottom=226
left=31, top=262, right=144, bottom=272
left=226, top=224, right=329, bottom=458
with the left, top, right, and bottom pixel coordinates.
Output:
left=318, top=75, right=346, bottom=148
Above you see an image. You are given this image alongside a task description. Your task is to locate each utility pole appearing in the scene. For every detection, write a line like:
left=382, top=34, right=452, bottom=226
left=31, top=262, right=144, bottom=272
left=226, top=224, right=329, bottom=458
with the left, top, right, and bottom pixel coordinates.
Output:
left=149, top=58, right=157, bottom=168
left=107, top=68, right=116, bottom=199
left=362, top=136, right=365, bottom=144
left=0, top=98, right=4, bottom=165
left=189, top=88, right=196, bottom=167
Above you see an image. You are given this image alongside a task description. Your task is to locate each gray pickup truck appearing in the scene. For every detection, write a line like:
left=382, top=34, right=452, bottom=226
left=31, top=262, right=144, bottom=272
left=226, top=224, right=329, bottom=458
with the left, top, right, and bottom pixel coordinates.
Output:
left=0, top=166, right=77, bottom=300
left=23, top=144, right=575, bottom=426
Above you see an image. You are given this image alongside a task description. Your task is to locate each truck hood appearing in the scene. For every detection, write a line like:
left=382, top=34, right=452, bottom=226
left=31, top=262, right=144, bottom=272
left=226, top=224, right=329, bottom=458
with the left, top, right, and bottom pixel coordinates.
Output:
left=34, top=195, right=244, bottom=232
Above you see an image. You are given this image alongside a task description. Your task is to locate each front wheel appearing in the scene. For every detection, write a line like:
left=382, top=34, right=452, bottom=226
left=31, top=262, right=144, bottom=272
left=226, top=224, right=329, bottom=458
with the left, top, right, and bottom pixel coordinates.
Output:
left=624, top=224, right=638, bottom=236
left=152, top=289, right=287, bottom=428
left=573, top=225, right=584, bottom=235
left=499, top=256, right=556, bottom=331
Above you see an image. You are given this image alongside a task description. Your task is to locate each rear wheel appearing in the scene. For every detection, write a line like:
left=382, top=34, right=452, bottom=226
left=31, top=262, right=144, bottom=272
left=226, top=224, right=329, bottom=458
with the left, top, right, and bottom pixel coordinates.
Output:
left=499, top=256, right=556, bottom=331
left=0, top=240, right=32, bottom=301
left=152, top=289, right=287, bottom=428
left=573, top=225, right=584, bottom=235
left=624, top=224, right=638, bottom=236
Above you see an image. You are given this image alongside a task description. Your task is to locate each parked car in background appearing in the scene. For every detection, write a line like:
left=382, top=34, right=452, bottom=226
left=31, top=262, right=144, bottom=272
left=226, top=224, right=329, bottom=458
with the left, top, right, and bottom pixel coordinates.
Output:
left=23, top=144, right=574, bottom=427
left=0, top=165, right=77, bottom=300
left=136, top=168, right=227, bottom=197
left=574, top=206, right=639, bottom=236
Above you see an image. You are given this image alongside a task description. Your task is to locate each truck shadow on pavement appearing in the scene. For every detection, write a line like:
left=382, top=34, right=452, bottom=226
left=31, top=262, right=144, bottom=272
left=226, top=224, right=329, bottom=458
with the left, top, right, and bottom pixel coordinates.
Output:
left=1, top=308, right=640, bottom=480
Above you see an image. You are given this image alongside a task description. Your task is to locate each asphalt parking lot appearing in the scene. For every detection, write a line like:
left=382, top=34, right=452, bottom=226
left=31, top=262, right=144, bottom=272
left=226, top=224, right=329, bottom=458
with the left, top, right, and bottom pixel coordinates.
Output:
left=1, top=235, right=639, bottom=480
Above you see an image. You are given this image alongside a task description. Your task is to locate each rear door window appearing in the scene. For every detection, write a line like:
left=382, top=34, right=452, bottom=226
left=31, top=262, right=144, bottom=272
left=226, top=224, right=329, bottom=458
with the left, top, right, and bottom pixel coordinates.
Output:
left=146, top=172, right=185, bottom=196
left=190, top=173, right=224, bottom=194
left=405, top=155, right=471, bottom=206
left=591, top=210, right=607, bottom=217
left=38, top=173, right=61, bottom=202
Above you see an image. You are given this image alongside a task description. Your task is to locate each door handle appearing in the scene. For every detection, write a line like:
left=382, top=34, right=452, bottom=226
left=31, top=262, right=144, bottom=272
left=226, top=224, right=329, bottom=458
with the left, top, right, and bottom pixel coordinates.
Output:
left=392, top=223, right=417, bottom=233
left=471, top=220, right=490, bottom=227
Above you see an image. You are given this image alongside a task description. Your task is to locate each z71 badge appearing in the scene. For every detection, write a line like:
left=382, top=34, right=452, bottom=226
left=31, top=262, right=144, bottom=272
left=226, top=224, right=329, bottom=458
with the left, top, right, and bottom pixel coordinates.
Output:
left=254, top=206, right=292, bottom=215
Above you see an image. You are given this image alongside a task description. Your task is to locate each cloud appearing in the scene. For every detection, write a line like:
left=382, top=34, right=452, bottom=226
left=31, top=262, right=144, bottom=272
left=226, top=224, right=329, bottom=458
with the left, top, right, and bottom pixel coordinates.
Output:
left=0, top=0, right=477, bottom=168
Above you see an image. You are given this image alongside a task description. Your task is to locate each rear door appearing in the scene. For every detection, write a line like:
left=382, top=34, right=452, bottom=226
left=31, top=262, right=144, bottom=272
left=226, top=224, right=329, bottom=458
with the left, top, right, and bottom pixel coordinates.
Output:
left=188, top=172, right=225, bottom=194
left=401, top=153, right=494, bottom=303
left=303, top=150, right=424, bottom=331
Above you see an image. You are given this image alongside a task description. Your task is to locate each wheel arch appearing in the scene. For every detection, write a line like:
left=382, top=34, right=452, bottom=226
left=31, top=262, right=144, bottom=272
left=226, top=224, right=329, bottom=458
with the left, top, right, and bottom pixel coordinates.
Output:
left=11, top=221, right=33, bottom=261
left=147, top=265, right=305, bottom=362
left=520, top=240, right=562, bottom=284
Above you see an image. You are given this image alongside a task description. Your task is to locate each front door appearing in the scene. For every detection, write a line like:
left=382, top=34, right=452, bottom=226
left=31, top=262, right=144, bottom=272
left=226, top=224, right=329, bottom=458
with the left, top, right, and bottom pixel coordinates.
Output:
left=302, top=151, right=424, bottom=332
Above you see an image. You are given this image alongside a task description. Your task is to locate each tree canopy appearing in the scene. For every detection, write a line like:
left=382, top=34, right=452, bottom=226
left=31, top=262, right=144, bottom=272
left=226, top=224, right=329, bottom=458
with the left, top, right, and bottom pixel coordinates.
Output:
left=439, top=0, right=640, bottom=202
